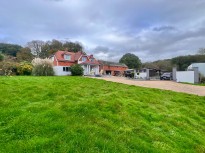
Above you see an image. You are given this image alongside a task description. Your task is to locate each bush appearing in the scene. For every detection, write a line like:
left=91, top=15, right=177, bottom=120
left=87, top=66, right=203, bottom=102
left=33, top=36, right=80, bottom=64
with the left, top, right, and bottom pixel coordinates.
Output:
left=70, top=64, right=83, bottom=76
left=31, top=58, right=54, bottom=76
left=17, top=62, right=33, bottom=75
left=0, top=61, right=17, bottom=76
left=200, top=75, right=205, bottom=84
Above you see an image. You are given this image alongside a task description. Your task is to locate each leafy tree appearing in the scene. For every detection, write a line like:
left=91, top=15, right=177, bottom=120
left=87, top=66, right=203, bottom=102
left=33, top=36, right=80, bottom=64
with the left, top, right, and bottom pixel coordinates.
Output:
left=171, top=54, right=205, bottom=70
left=119, top=53, right=141, bottom=69
left=50, top=39, right=64, bottom=51
left=37, top=39, right=84, bottom=58
left=70, top=64, right=83, bottom=76
left=0, top=43, right=22, bottom=56
left=40, top=42, right=51, bottom=58
left=16, top=47, right=33, bottom=62
left=41, top=39, right=64, bottom=57
left=0, top=53, right=4, bottom=61
left=142, top=54, right=205, bottom=71
left=27, top=40, right=45, bottom=57
left=63, top=41, right=83, bottom=52
left=142, top=59, right=172, bottom=71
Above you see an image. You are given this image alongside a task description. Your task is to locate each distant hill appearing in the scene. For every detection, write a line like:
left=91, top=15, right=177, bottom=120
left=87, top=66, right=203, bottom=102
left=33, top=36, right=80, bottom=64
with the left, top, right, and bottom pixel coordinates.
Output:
left=0, top=43, right=22, bottom=57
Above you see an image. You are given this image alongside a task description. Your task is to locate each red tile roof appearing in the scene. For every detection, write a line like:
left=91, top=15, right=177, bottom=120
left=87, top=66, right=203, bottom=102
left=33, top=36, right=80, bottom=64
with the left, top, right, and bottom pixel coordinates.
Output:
left=54, top=50, right=99, bottom=66
left=80, top=60, right=100, bottom=65
left=54, top=51, right=73, bottom=61
left=54, top=51, right=83, bottom=62
left=74, top=51, right=83, bottom=61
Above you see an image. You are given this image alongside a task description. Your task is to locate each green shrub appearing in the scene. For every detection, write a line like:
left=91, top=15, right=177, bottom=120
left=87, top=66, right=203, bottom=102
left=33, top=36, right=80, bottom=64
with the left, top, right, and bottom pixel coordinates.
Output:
left=70, top=64, right=83, bottom=76
left=0, top=61, right=17, bottom=76
left=17, top=62, right=32, bottom=75
left=32, top=58, right=54, bottom=76
left=200, top=76, right=205, bottom=83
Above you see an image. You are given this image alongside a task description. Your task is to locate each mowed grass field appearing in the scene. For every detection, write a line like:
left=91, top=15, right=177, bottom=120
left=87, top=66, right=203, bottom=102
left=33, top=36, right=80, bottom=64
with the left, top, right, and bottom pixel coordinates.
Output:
left=0, top=76, right=205, bottom=153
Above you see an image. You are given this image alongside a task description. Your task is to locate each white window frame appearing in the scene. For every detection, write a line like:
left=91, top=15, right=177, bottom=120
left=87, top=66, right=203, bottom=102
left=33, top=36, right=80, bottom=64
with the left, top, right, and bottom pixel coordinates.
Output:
left=64, top=54, right=71, bottom=60
left=82, top=57, right=87, bottom=62
left=63, top=67, right=71, bottom=72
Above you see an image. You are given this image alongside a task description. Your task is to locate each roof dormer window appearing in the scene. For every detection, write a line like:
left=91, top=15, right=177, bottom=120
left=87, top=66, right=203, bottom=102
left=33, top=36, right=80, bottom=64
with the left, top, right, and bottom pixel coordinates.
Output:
left=82, top=57, right=87, bottom=62
left=64, top=54, right=71, bottom=60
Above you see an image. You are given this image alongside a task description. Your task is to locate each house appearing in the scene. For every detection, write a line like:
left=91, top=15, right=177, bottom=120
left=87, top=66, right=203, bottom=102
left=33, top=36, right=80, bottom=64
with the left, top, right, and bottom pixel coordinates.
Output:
left=99, top=60, right=128, bottom=76
left=187, top=63, right=205, bottom=76
left=51, top=51, right=100, bottom=76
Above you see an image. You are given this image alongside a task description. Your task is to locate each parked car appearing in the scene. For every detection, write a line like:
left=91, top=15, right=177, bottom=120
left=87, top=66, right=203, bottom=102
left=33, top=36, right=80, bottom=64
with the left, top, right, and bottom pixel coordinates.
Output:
left=160, top=72, right=172, bottom=80
left=124, top=69, right=134, bottom=78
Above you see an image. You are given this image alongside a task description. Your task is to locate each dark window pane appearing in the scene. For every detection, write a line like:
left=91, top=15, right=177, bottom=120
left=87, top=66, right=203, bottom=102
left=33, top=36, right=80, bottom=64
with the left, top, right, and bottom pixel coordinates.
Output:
left=66, top=67, right=69, bottom=71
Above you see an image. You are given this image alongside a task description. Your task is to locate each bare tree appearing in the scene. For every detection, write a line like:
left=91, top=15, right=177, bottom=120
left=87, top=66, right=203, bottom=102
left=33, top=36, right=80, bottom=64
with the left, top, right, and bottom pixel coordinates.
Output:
left=27, top=40, right=45, bottom=57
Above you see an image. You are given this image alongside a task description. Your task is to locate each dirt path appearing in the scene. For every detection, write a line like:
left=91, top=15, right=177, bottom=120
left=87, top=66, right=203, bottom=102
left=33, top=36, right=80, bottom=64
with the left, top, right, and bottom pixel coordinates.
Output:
left=95, top=76, right=205, bottom=96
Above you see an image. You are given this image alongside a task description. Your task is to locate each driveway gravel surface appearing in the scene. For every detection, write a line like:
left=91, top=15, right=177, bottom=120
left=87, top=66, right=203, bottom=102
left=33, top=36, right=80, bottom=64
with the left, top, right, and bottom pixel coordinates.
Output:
left=95, top=76, right=205, bottom=96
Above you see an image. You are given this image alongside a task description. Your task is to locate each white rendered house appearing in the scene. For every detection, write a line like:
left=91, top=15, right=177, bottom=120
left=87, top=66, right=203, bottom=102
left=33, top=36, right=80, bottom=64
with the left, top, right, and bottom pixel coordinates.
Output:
left=51, top=51, right=100, bottom=76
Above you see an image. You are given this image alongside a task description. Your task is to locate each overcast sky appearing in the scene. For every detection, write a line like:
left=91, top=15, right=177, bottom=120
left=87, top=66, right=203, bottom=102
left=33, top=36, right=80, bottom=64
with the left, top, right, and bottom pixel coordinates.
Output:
left=0, top=0, right=205, bottom=62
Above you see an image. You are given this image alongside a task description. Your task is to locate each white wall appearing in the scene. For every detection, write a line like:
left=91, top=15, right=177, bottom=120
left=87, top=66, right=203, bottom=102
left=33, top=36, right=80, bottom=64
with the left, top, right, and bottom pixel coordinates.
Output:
left=54, top=65, right=99, bottom=76
left=135, top=72, right=147, bottom=79
left=53, top=66, right=71, bottom=76
left=94, top=66, right=99, bottom=75
left=82, top=65, right=87, bottom=75
left=188, top=63, right=205, bottom=76
left=176, top=71, right=195, bottom=83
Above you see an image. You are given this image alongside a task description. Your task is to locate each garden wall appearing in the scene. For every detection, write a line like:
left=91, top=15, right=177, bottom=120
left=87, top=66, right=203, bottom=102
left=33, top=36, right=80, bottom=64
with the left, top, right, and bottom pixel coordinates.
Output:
left=176, top=71, right=195, bottom=83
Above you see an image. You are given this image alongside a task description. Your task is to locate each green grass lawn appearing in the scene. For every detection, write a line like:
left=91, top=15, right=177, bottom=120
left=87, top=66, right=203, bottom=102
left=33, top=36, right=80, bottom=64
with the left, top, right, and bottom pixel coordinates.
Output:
left=0, top=76, right=205, bottom=153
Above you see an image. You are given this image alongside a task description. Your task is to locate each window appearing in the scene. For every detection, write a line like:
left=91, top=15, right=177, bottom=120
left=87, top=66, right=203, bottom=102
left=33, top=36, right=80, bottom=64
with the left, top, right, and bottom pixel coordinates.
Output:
left=64, top=54, right=71, bottom=60
left=63, top=67, right=71, bottom=72
left=82, top=57, right=87, bottom=62
left=90, top=58, right=94, bottom=62
left=66, top=67, right=71, bottom=71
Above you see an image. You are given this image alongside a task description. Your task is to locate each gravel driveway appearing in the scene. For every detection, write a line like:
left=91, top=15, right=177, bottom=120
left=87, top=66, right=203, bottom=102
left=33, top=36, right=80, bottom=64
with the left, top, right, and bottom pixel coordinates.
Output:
left=95, top=76, right=205, bottom=96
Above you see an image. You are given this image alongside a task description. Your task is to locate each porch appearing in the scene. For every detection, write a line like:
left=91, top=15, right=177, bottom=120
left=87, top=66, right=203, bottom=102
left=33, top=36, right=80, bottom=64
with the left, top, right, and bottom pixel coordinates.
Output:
left=82, top=64, right=99, bottom=75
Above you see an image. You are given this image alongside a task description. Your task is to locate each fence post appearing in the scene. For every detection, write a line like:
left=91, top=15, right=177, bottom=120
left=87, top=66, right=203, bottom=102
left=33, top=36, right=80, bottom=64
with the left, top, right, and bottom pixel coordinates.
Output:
left=193, top=67, right=199, bottom=84
left=146, top=69, right=150, bottom=80
left=172, top=67, right=177, bottom=81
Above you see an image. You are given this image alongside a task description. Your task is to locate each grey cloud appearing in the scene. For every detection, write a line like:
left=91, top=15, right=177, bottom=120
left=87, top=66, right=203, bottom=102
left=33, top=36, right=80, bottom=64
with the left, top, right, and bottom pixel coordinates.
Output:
left=153, top=26, right=176, bottom=32
left=1, top=0, right=205, bottom=62
left=93, top=46, right=110, bottom=54
left=45, top=0, right=63, bottom=1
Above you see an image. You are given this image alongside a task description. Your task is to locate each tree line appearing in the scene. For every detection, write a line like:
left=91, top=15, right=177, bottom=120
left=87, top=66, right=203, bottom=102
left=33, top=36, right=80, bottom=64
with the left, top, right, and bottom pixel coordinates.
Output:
left=0, top=39, right=83, bottom=62
left=119, top=49, right=205, bottom=71
left=1, top=40, right=205, bottom=72
left=143, top=52, right=205, bottom=71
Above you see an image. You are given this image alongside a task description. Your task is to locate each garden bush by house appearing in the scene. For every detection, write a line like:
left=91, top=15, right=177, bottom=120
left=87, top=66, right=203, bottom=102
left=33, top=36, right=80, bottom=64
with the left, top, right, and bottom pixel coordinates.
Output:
left=70, top=64, right=83, bottom=76
left=200, top=75, right=205, bottom=83
left=31, top=58, right=54, bottom=76
left=17, top=62, right=32, bottom=75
